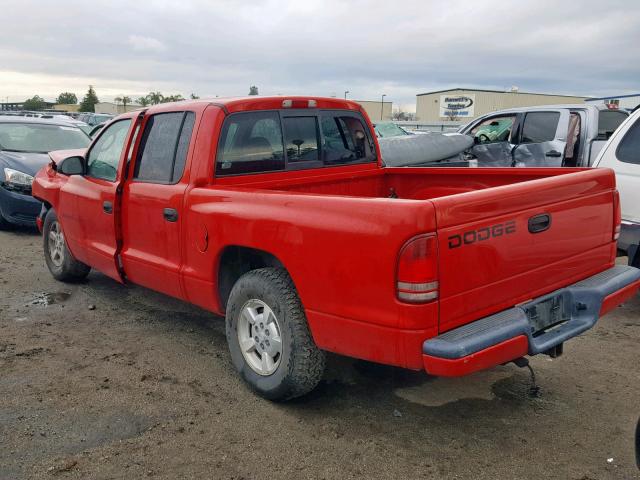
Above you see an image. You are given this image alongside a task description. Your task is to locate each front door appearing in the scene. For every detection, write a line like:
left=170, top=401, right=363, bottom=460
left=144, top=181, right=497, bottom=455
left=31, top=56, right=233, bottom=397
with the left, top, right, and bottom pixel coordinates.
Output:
left=513, top=110, right=570, bottom=167
left=467, top=114, right=517, bottom=167
left=57, top=117, right=136, bottom=282
left=120, top=110, right=197, bottom=299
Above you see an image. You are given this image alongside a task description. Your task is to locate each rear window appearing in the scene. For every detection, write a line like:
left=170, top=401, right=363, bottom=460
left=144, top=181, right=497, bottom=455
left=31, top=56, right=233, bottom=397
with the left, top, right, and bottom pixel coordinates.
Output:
left=598, top=110, right=628, bottom=140
left=616, top=117, right=640, bottom=165
left=216, top=111, right=285, bottom=176
left=521, top=112, right=560, bottom=143
left=216, top=110, right=376, bottom=176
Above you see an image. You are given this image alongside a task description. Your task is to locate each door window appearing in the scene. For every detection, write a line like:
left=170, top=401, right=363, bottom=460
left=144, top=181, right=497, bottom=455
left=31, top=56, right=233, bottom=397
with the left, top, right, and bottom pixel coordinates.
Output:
left=134, top=112, right=196, bottom=183
left=469, top=116, right=516, bottom=144
left=86, top=119, right=132, bottom=181
left=616, top=118, right=640, bottom=165
left=521, top=112, right=560, bottom=143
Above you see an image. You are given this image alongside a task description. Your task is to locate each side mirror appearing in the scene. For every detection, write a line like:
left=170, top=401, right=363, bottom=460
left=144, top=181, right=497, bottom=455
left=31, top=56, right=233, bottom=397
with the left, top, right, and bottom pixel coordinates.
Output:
left=58, top=156, right=86, bottom=176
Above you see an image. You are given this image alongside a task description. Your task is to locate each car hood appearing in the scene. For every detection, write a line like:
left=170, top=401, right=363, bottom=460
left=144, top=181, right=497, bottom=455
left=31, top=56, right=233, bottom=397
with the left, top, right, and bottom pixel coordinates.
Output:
left=0, top=150, right=51, bottom=177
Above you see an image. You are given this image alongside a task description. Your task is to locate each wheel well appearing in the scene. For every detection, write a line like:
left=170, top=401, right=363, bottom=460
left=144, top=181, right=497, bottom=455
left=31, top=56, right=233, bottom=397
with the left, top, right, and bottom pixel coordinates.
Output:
left=217, top=246, right=285, bottom=311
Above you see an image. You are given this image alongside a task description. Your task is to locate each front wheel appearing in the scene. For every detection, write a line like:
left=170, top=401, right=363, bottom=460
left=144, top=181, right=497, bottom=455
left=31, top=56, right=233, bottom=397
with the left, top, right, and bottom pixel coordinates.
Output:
left=225, top=268, right=325, bottom=401
left=43, top=209, right=91, bottom=282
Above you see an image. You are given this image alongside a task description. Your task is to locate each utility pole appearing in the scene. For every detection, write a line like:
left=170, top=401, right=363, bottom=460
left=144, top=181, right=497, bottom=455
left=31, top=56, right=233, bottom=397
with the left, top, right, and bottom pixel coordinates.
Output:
left=380, top=94, right=386, bottom=120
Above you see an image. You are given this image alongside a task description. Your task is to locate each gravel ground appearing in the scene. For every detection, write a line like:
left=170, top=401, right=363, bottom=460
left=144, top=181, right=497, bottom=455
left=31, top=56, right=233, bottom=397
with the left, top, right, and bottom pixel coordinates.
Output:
left=1, top=227, right=639, bottom=480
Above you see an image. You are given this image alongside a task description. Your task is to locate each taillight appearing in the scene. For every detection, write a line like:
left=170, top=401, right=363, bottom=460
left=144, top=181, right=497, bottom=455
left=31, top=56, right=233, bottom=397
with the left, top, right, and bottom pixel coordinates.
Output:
left=613, top=190, right=621, bottom=241
left=397, top=234, right=438, bottom=303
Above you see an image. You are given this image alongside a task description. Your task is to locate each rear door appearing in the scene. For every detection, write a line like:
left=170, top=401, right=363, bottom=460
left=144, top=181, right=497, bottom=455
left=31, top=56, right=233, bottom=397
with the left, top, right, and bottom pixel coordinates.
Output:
left=120, top=110, right=197, bottom=299
left=513, top=110, right=570, bottom=166
left=57, top=116, right=138, bottom=281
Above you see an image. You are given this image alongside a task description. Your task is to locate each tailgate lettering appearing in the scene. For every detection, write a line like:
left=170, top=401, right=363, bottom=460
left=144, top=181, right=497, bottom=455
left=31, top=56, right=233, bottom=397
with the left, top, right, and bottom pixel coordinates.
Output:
left=448, top=220, right=516, bottom=249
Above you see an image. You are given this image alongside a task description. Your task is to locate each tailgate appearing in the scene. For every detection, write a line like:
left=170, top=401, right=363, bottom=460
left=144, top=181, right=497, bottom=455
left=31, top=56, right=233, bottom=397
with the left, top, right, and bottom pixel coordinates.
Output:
left=433, top=169, right=616, bottom=333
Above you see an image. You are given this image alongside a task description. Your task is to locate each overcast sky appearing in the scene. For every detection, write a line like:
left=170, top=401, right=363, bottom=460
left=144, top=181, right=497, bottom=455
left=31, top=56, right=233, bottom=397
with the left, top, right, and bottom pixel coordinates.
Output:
left=1, top=0, right=639, bottom=111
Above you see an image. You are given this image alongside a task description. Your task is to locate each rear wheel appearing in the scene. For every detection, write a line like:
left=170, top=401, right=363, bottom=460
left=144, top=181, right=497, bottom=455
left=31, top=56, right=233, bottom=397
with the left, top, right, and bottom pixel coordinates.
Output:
left=225, top=268, right=325, bottom=401
left=0, top=211, right=14, bottom=230
left=43, top=209, right=91, bottom=282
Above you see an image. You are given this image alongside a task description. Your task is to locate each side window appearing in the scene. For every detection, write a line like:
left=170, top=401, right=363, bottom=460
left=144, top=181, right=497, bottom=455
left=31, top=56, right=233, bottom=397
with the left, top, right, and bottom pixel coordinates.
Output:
left=283, top=116, right=319, bottom=163
left=320, top=114, right=376, bottom=164
left=86, top=119, right=132, bottom=181
left=469, top=116, right=516, bottom=144
left=134, top=112, right=195, bottom=183
left=216, top=112, right=285, bottom=176
left=521, top=112, right=560, bottom=143
left=616, top=118, right=640, bottom=165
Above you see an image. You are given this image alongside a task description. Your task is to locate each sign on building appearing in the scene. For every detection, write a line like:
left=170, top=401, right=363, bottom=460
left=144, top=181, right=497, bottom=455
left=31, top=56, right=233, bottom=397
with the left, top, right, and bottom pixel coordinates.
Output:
left=439, top=94, right=475, bottom=119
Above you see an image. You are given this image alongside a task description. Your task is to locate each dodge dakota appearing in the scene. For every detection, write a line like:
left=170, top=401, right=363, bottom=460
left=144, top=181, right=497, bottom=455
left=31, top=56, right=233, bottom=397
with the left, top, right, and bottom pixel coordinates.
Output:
left=32, top=97, right=640, bottom=400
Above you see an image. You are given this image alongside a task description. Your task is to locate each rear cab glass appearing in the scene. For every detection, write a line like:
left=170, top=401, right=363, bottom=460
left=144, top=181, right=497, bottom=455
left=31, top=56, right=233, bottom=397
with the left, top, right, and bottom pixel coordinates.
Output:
left=216, top=110, right=376, bottom=176
left=598, top=110, right=628, bottom=140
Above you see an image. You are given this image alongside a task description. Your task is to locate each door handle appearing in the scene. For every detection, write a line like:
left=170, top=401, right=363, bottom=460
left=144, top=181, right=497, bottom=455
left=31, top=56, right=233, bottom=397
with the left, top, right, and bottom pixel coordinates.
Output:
left=103, top=201, right=113, bottom=214
left=545, top=150, right=562, bottom=157
left=528, top=213, right=551, bottom=233
left=163, top=208, right=178, bottom=222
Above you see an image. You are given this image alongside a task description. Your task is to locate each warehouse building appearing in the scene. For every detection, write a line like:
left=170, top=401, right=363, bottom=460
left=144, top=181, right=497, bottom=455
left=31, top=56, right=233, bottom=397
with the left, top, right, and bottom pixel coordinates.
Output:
left=416, top=88, right=588, bottom=123
left=355, top=100, right=392, bottom=121
left=585, top=93, right=640, bottom=112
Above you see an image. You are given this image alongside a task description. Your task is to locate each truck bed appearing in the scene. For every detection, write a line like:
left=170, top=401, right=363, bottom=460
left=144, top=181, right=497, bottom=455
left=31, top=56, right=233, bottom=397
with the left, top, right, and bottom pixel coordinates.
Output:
left=212, top=166, right=616, bottom=336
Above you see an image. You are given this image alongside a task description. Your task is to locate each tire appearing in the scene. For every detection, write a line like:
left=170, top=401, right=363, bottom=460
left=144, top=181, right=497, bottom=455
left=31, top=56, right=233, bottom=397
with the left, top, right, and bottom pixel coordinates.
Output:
left=225, top=267, right=325, bottom=401
left=43, top=209, right=91, bottom=282
left=0, top=211, right=14, bottom=231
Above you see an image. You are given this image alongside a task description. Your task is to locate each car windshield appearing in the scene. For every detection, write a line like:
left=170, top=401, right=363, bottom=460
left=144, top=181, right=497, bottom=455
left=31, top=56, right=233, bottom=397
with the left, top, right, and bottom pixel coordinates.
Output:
left=375, top=122, right=409, bottom=138
left=0, top=123, right=90, bottom=153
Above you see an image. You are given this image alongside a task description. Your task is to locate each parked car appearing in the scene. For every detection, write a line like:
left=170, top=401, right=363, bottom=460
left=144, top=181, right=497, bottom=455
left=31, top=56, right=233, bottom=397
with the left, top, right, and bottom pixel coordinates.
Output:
left=459, top=104, right=628, bottom=167
left=0, top=116, right=90, bottom=228
left=32, top=97, right=640, bottom=401
left=372, top=121, right=412, bottom=138
left=593, top=107, right=640, bottom=267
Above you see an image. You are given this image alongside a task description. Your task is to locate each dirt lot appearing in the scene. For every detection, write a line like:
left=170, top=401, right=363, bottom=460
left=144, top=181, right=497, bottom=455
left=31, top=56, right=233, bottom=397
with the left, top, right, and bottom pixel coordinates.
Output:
left=1, top=227, right=639, bottom=480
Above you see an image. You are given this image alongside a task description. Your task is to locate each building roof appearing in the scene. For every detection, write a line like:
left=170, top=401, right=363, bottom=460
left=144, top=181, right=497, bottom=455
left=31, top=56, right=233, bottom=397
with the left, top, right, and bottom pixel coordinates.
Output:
left=585, top=93, right=640, bottom=101
left=417, top=88, right=589, bottom=98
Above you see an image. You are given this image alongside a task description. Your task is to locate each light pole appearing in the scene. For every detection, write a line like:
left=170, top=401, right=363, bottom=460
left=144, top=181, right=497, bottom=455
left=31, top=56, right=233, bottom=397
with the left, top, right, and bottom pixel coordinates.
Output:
left=344, top=90, right=349, bottom=99
left=380, top=94, right=386, bottom=120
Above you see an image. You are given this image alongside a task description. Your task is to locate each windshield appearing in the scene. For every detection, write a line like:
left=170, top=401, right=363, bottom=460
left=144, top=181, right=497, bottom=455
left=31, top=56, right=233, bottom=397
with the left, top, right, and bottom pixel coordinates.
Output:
left=0, top=123, right=90, bottom=153
left=375, top=122, right=409, bottom=138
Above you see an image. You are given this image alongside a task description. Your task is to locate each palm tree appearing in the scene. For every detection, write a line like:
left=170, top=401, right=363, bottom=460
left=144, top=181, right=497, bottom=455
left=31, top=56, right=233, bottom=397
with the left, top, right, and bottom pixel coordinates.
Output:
left=147, top=91, right=164, bottom=105
left=190, top=93, right=200, bottom=100
left=136, top=96, right=150, bottom=107
left=114, top=95, right=132, bottom=113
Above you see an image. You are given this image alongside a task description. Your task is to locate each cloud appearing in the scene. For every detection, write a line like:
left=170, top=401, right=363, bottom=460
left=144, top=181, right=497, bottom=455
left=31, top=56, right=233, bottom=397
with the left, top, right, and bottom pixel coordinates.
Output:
left=0, top=0, right=639, bottom=110
left=127, top=35, right=166, bottom=52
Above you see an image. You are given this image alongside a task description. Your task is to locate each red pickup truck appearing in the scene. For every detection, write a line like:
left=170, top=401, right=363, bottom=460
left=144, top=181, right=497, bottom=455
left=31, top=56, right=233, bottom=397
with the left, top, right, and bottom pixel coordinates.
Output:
left=32, top=97, right=640, bottom=400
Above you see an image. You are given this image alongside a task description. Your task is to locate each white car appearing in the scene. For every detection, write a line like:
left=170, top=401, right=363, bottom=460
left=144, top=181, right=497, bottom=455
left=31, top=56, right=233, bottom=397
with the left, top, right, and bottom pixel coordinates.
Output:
left=593, top=107, right=640, bottom=267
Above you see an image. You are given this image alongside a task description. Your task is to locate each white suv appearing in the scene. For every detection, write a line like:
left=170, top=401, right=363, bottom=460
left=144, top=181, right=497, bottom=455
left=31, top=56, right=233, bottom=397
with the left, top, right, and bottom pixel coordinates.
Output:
left=593, top=108, right=640, bottom=267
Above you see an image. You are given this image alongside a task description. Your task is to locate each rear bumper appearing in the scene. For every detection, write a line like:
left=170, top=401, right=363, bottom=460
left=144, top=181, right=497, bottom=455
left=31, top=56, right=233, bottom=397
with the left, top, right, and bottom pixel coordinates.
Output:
left=423, top=265, right=640, bottom=376
left=0, top=185, right=41, bottom=227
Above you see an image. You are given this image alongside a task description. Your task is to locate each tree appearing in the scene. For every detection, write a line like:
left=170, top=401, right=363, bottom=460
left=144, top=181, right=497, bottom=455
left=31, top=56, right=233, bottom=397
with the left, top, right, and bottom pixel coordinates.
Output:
left=147, top=91, right=164, bottom=105
left=79, top=85, right=99, bottom=112
left=56, top=92, right=77, bottom=104
left=114, top=95, right=132, bottom=111
left=23, top=95, right=46, bottom=111
left=190, top=93, right=199, bottom=100
left=248, top=86, right=259, bottom=96
left=136, top=96, right=150, bottom=107
left=162, top=94, right=184, bottom=103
